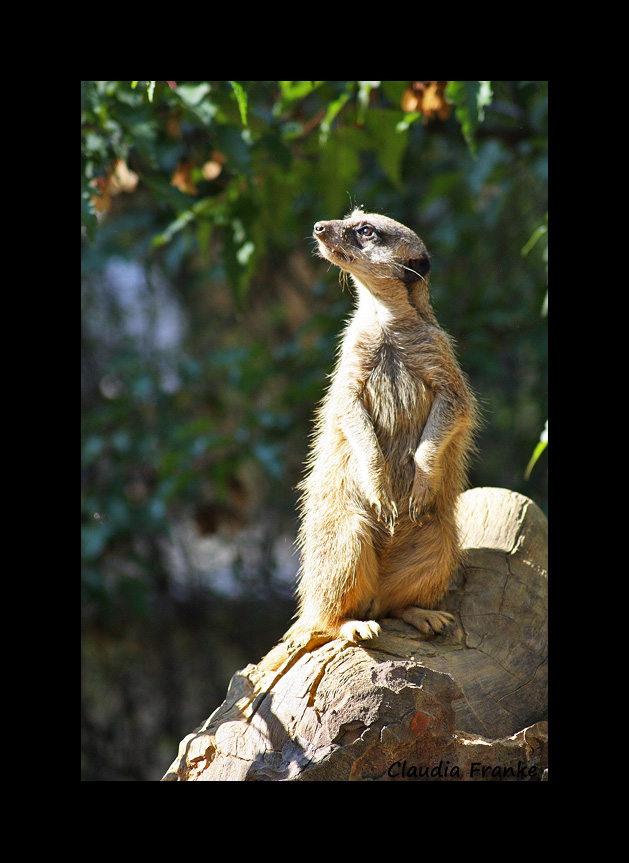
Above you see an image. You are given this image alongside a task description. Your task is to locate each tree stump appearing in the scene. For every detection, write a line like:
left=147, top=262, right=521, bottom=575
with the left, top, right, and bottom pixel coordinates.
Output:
left=162, top=487, right=548, bottom=781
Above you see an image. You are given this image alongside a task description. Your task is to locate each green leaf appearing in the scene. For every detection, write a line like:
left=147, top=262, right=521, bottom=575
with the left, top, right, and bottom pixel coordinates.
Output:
left=152, top=209, right=195, bottom=247
left=522, top=213, right=548, bottom=317
left=446, top=81, right=493, bottom=156
left=356, top=81, right=380, bottom=123
left=525, top=420, right=548, bottom=479
left=319, top=91, right=351, bottom=145
left=220, top=211, right=259, bottom=306
left=522, top=221, right=547, bottom=257
left=278, top=81, right=324, bottom=102
left=177, top=83, right=212, bottom=106
left=230, top=81, right=248, bottom=126
left=364, top=108, right=409, bottom=189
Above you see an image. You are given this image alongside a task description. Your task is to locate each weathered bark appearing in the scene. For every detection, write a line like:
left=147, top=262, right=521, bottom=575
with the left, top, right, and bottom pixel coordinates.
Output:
left=162, top=487, right=548, bottom=781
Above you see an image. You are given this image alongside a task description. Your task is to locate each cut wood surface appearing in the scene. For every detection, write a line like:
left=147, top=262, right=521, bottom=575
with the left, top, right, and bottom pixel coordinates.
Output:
left=162, top=487, right=548, bottom=781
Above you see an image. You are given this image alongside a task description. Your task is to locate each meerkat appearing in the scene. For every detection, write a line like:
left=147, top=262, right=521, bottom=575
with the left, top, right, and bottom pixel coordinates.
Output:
left=270, top=209, right=478, bottom=662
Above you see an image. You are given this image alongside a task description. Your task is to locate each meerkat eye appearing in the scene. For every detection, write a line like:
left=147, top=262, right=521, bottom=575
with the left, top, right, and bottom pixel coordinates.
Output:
left=356, top=225, right=376, bottom=239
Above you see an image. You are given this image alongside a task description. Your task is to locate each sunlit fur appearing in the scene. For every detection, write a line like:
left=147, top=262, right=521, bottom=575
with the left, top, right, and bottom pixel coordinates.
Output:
left=281, top=210, right=479, bottom=651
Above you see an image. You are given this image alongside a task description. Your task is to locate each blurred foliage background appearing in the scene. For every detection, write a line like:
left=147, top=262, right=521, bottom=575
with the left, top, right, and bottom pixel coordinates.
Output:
left=81, top=80, right=548, bottom=780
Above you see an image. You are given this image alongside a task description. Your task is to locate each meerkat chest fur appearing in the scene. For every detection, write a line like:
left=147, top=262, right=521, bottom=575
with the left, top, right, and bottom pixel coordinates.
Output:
left=337, top=300, right=434, bottom=499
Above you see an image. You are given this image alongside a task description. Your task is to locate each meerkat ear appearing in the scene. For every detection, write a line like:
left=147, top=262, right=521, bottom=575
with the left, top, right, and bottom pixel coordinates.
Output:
left=402, top=254, right=431, bottom=283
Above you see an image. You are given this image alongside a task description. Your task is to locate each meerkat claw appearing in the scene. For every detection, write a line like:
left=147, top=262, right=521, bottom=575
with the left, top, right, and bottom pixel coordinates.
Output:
left=339, top=619, right=381, bottom=642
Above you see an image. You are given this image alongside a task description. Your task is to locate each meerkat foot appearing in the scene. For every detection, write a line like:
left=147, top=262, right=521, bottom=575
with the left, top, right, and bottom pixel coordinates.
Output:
left=339, top=619, right=382, bottom=643
left=398, top=607, right=456, bottom=636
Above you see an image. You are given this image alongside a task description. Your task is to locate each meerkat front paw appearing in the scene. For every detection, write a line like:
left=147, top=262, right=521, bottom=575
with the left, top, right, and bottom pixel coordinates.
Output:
left=339, top=619, right=382, bottom=643
left=408, top=473, right=434, bottom=524
left=368, top=489, right=398, bottom=533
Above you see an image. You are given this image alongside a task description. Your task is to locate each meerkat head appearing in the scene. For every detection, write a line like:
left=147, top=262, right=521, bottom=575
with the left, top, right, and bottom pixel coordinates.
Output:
left=313, top=209, right=431, bottom=290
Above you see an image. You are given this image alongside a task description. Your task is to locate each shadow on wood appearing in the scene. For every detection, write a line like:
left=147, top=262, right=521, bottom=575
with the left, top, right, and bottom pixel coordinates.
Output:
left=162, top=487, right=548, bottom=781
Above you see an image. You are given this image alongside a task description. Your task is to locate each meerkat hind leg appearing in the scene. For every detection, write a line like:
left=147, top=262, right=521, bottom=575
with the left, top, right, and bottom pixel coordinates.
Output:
left=398, top=606, right=456, bottom=636
left=339, top=619, right=381, bottom=642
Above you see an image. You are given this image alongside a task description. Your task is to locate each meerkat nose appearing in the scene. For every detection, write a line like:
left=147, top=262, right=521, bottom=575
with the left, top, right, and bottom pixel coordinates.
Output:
left=314, top=221, right=329, bottom=235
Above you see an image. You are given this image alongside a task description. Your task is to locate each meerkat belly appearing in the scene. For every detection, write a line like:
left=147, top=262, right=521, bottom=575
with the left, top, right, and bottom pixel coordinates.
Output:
left=364, top=350, right=432, bottom=500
